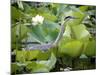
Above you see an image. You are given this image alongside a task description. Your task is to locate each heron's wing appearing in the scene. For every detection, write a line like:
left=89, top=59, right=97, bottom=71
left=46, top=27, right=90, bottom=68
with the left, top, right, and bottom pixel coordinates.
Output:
left=28, top=43, right=52, bottom=51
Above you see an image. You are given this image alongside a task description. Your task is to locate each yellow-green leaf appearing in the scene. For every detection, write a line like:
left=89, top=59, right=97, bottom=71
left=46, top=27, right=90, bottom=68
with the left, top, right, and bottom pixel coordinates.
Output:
left=59, top=40, right=83, bottom=57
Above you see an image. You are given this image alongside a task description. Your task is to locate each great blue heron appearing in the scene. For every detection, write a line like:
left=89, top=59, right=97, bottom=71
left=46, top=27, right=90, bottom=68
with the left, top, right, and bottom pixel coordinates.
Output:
left=28, top=16, right=77, bottom=51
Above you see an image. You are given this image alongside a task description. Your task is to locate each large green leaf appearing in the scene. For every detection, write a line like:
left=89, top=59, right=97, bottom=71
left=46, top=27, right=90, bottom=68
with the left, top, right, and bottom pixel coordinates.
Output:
left=11, top=62, right=26, bottom=74
left=40, top=13, right=57, bottom=21
left=43, top=20, right=60, bottom=30
left=52, top=4, right=67, bottom=17
left=83, top=39, right=96, bottom=57
left=12, top=53, right=56, bottom=73
left=12, top=24, right=29, bottom=42
left=26, top=53, right=56, bottom=73
left=43, top=20, right=59, bottom=42
left=37, top=51, right=50, bottom=60
left=16, top=50, right=51, bottom=62
left=63, top=24, right=72, bottom=38
left=30, top=25, right=47, bottom=43
left=24, top=5, right=57, bottom=21
left=11, top=63, right=20, bottom=74
left=36, top=53, right=57, bottom=70
left=71, top=24, right=91, bottom=40
left=11, top=6, right=24, bottom=21
left=79, top=6, right=88, bottom=12
left=16, top=50, right=27, bottom=62
left=59, top=40, right=83, bottom=57
left=26, top=50, right=40, bottom=61
left=30, top=20, right=59, bottom=43
left=16, top=50, right=40, bottom=62
left=11, top=24, right=29, bottom=49
left=26, top=61, right=49, bottom=73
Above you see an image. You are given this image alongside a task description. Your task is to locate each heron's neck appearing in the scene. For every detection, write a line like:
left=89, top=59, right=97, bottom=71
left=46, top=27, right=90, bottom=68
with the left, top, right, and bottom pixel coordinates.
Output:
left=53, top=21, right=67, bottom=46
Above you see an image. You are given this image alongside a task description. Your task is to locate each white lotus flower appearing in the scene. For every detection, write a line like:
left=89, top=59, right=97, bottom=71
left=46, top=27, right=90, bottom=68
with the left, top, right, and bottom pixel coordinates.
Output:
left=32, top=15, right=44, bottom=26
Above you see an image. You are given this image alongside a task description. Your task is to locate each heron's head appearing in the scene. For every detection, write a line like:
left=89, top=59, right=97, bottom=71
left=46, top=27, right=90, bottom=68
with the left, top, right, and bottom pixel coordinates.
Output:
left=64, top=16, right=78, bottom=21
